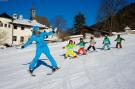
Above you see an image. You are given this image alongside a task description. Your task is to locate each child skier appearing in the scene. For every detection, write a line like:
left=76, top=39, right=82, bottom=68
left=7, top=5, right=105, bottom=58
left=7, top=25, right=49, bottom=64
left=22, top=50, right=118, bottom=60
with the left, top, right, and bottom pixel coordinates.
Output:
left=115, top=34, right=125, bottom=48
left=63, top=40, right=77, bottom=59
left=87, top=36, right=96, bottom=51
left=102, top=35, right=111, bottom=50
left=77, top=38, right=87, bottom=55
left=21, top=26, right=59, bottom=75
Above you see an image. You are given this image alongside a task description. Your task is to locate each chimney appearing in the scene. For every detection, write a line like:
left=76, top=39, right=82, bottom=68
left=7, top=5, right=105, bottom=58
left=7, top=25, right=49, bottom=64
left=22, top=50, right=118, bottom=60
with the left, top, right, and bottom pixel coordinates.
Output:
left=12, top=13, right=17, bottom=20
left=18, top=14, right=23, bottom=20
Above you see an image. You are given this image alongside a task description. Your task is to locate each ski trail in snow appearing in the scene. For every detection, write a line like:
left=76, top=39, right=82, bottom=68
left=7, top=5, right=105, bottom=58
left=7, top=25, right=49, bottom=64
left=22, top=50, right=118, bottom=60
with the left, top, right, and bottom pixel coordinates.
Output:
left=61, top=60, right=74, bottom=89
left=80, top=55, right=99, bottom=89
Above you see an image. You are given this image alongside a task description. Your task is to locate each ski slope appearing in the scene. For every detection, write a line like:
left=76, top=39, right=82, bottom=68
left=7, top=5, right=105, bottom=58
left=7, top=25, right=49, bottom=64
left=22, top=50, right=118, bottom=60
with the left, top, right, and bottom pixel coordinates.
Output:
left=0, top=34, right=135, bottom=89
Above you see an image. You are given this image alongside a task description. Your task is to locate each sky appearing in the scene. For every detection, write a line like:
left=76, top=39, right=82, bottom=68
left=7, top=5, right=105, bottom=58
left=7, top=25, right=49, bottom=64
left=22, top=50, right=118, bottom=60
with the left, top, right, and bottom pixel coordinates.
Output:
left=0, top=0, right=134, bottom=28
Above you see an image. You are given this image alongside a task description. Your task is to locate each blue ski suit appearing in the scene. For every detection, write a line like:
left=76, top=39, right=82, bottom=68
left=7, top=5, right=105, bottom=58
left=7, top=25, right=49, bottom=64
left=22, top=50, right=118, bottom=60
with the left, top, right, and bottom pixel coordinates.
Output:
left=22, top=31, right=58, bottom=70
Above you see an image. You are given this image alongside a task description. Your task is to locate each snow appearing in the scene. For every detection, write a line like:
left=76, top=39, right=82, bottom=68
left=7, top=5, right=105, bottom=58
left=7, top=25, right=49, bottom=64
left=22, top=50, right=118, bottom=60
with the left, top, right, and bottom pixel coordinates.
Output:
left=0, top=34, right=135, bottom=89
left=13, top=19, right=45, bottom=28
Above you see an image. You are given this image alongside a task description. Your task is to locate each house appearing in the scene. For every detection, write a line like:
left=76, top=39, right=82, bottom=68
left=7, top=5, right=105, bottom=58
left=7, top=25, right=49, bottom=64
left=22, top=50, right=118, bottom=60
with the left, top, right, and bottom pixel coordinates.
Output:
left=125, top=26, right=135, bottom=34
left=0, top=13, right=13, bottom=45
left=0, top=11, right=57, bottom=45
left=80, top=26, right=110, bottom=37
left=12, top=13, right=48, bottom=45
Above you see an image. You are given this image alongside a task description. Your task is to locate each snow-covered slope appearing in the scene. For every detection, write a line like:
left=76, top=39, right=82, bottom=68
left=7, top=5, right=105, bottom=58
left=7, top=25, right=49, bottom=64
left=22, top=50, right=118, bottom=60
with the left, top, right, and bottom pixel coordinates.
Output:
left=0, top=34, right=135, bottom=89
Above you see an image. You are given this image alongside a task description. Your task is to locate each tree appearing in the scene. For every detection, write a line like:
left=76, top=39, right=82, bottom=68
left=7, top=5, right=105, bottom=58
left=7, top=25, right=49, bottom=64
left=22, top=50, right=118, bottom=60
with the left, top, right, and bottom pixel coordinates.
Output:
left=96, top=0, right=127, bottom=35
left=51, top=16, right=67, bottom=31
left=74, top=12, right=86, bottom=34
left=51, top=16, right=67, bottom=41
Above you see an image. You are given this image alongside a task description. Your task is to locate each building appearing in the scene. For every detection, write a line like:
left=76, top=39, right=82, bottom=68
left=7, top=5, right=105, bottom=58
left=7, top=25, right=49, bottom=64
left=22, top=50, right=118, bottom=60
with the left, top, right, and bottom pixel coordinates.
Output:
left=30, top=7, right=50, bottom=26
left=0, top=13, right=13, bottom=45
left=0, top=7, right=60, bottom=46
left=12, top=13, right=48, bottom=45
left=0, top=9, right=57, bottom=45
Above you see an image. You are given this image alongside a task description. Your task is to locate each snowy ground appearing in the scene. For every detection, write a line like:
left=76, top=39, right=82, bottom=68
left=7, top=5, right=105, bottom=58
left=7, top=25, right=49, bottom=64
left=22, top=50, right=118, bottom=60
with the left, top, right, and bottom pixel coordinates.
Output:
left=0, top=34, right=135, bottom=89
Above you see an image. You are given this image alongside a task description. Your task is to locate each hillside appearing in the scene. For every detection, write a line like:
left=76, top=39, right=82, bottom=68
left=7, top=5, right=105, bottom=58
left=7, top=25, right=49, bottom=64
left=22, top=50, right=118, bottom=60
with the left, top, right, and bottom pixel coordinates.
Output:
left=91, top=3, right=135, bottom=32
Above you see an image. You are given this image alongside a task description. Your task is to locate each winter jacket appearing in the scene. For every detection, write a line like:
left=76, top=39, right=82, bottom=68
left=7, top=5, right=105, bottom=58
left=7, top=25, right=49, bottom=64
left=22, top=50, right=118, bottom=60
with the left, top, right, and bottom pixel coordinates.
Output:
left=103, top=37, right=110, bottom=44
left=77, top=41, right=86, bottom=48
left=115, top=37, right=125, bottom=43
left=64, top=44, right=76, bottom=50
left=89, top=39, right=96, bottom=46
left=23, top=31, right=53, bottom=48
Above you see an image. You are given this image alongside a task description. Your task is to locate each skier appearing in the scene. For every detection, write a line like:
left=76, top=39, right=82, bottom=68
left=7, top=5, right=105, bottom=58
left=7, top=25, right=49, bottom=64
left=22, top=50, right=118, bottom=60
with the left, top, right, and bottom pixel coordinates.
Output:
left=77, top=38, right=87, bottom=55
left=115, top=34, right=125, bottom=48
left=87, top=36, right=96, bottom=51
left=21, top=26, right=59, bottom=75
left=102, top=35, right=111, bottom=50
left=63, top=40, right=77, bottom=59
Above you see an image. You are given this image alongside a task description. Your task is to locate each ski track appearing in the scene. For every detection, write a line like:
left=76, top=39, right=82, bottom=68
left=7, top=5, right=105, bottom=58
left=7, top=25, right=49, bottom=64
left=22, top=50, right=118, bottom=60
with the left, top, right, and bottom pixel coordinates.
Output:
left=0, top=34, right=135, bottom=89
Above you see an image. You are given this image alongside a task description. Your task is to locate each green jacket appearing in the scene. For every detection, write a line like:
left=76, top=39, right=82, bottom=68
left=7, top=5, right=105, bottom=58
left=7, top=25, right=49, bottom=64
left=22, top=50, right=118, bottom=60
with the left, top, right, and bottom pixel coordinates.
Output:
left=77, top=41, right=86, bottom=48
left=103, top=37, right=110, bottom=44
left=115, top=37, right=125, bottom=43
left=64, top=44, right=76, bottom=50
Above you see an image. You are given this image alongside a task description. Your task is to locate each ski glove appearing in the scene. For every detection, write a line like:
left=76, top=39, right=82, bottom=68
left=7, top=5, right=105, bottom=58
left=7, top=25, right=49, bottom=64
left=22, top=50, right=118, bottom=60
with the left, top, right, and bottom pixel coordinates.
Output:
left=21, top=46, right=24, bottom=49
left=52, top=28, right=58, bottom=33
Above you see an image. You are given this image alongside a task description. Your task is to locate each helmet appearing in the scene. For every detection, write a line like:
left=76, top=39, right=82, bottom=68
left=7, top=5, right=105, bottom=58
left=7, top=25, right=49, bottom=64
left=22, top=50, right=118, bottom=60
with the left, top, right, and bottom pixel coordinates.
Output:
left=32, top=26, right=39, bottom=31
left=117, top=34, right=120, bottom=37
left=80, top=38, right=83, bottom=40
left=69, top=40, right=73, bottom=44
left=90, top=36, right=94, bottom=39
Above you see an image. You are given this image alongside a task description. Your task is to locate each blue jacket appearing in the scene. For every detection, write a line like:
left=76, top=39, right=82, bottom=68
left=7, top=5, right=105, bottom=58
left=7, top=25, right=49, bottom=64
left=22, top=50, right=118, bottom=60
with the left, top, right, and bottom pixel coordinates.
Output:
left=23, top=31, right=54, bottom=48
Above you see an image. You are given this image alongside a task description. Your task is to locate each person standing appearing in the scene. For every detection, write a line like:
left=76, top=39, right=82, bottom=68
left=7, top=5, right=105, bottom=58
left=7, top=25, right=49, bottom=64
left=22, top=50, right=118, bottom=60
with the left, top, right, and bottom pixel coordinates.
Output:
left=102, top=35, right=111, bottom=50
left=77, top=38, right=87, bottom=55
left=115, top=34, right=125, bottom=48
left=63, top=40, right=77, bottom=59
left=21, top=26, right=59, bottom=75
left=87, top=36, right=96, bottom=51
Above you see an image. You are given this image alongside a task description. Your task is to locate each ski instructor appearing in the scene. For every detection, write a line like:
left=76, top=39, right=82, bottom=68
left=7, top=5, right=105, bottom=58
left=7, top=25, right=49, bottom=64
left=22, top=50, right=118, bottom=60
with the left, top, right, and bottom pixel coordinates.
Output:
left=21, top=26, right=59, bottom=75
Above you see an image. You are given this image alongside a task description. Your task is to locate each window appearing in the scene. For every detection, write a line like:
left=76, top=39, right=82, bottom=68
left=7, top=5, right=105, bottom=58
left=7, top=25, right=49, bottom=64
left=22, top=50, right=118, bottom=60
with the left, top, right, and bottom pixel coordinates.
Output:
left=8, top=24, right=11, bottom=28
left=5, top=24, right=7, bottom=27
left=14, top=25, right=17, bottom=29
left=0, top=22, right=3, bottom=27
left=13, top=36, right=17, bottom=41
left=20, top=36, right=24, bottom=42
left=21, top=26, right=24, bottom=30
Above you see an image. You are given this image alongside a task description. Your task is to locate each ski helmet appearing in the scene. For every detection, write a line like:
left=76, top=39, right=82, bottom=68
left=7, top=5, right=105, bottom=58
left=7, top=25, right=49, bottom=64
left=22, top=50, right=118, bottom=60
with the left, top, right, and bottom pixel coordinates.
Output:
left=80, top=38, right=83, bottom=41
left=90, top=36, right=94, bottom=39
left=32, top=26, right=39, bottom=31
left=69, top=40, right=73, bottom=44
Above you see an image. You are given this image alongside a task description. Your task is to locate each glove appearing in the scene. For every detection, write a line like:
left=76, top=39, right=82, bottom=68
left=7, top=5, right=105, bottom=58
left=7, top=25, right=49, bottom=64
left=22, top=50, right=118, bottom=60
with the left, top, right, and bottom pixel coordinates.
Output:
left=52, top=27, right=58, bottom=33
left=62, top=47, right=65, bottom=49
left=21, top=46, right=24, bottom=49
left=52, top=30, right=55, bottom=33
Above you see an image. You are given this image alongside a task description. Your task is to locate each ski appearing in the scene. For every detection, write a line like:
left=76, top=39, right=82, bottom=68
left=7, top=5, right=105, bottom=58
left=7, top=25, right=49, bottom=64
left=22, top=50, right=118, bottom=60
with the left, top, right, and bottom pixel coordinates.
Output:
left=27, top=70, right=36, bottom=77
left=46, top=67, right=60, bottom=75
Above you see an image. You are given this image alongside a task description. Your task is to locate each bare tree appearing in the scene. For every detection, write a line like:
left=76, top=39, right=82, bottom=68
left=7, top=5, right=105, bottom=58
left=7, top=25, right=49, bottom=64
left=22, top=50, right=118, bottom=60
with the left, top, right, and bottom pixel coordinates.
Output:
left=97, top=0, right=127, bottom=35
left=51, top=16, right=67, bottom=30
left=51, top=16, right=68, bottom=41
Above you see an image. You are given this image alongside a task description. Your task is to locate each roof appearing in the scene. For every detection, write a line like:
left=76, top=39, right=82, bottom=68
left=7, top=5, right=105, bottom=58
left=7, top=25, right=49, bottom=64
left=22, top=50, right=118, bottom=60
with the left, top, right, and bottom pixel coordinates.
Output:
left=125, top=26, right=131, bottom=30
left=12, top=19, right=47, bottom=28
left=80, top=26, right=110, bottom=34
left=31, top=16, right=50, bottom=26
left=0, top=13, right=12, bottom=19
